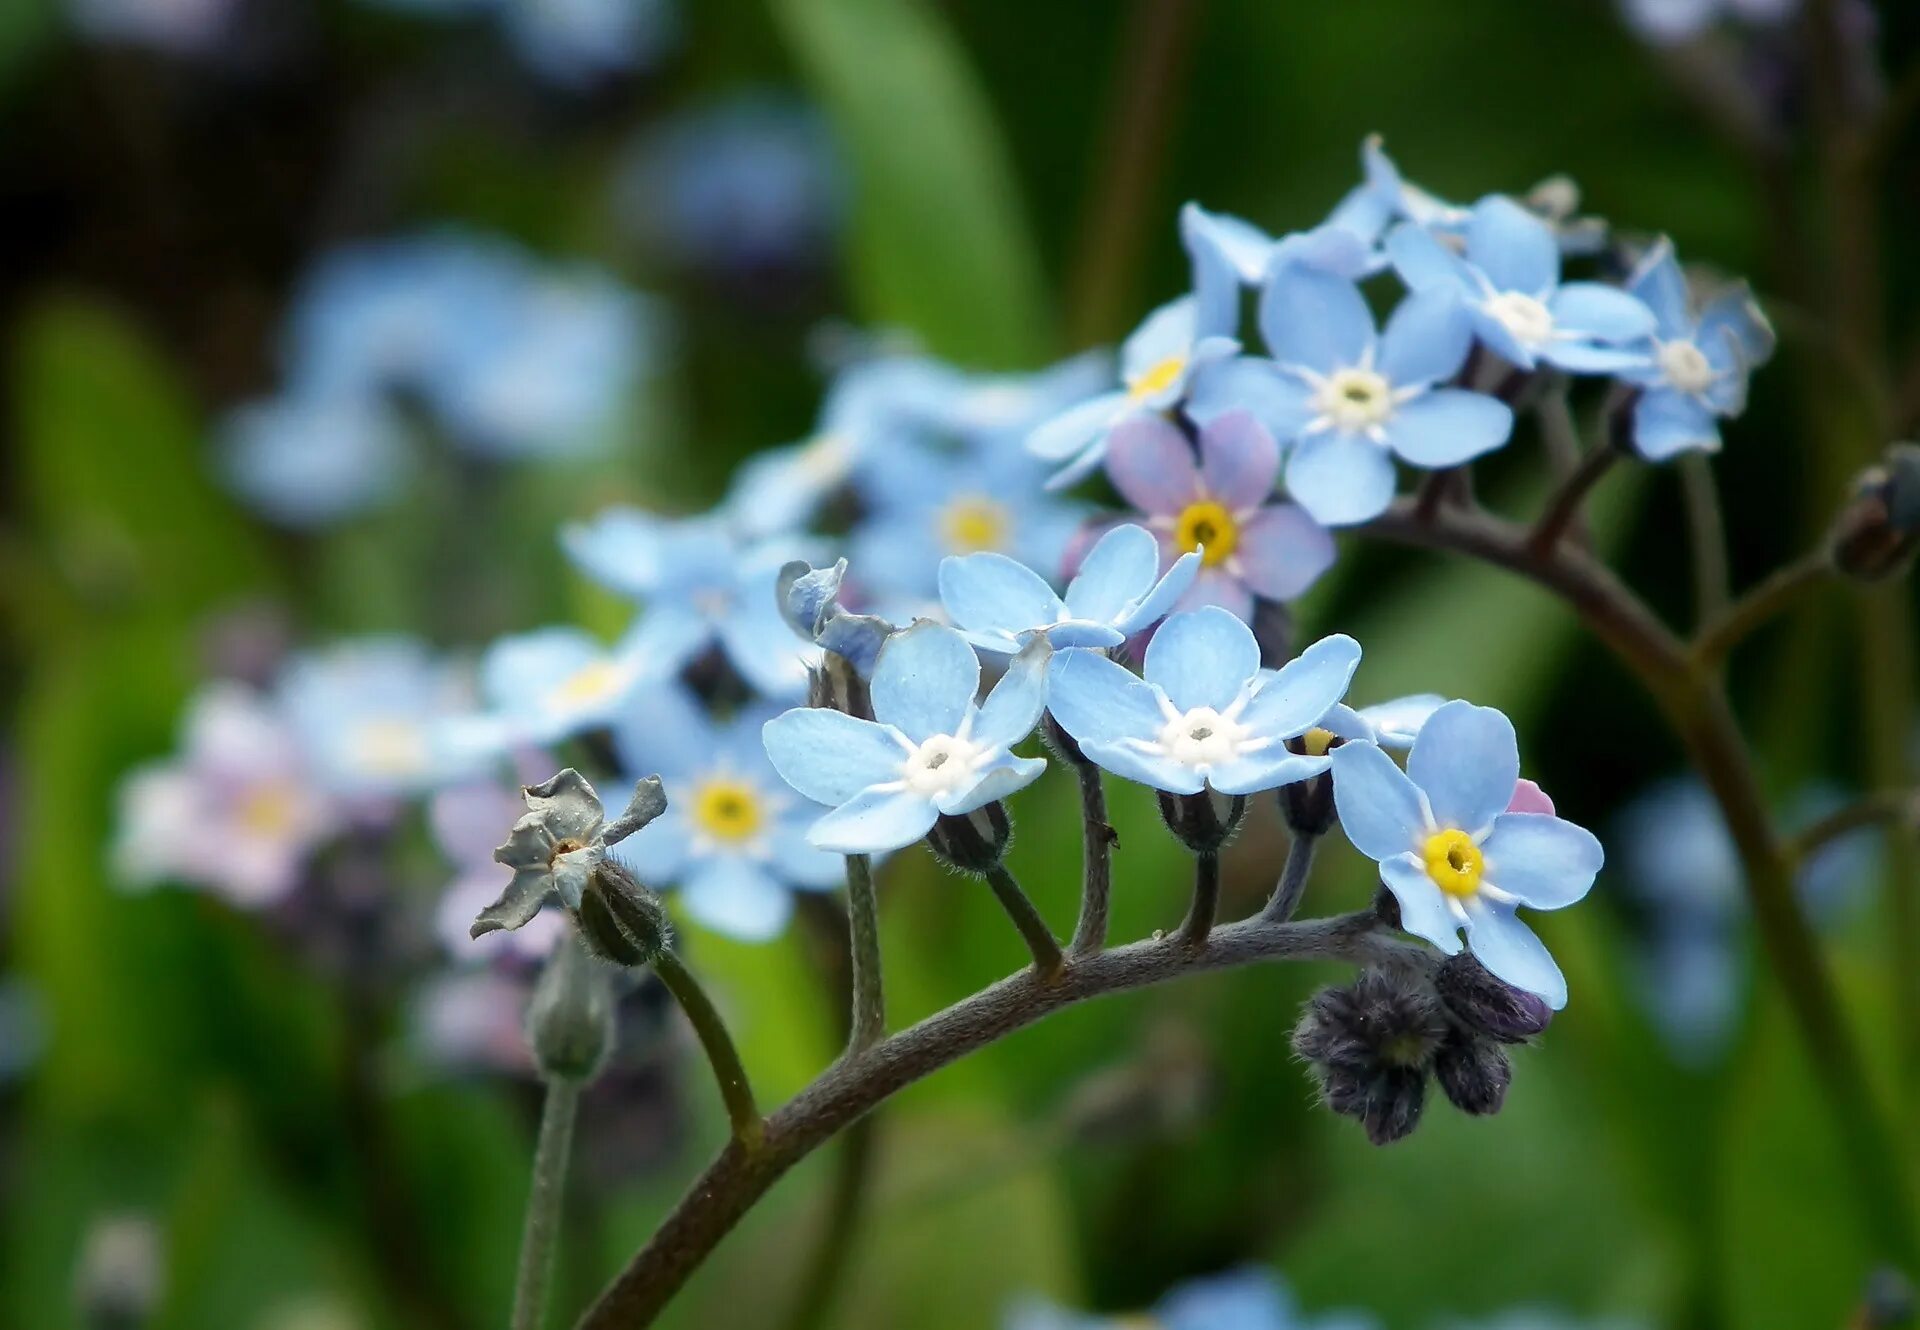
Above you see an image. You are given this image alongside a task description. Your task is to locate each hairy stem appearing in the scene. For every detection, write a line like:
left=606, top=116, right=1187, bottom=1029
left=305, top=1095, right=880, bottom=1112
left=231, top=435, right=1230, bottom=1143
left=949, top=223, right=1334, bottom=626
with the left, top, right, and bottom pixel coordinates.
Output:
left=511, top=1076, right=582, bottom=1330
left=576, top=910, right=1405, bottom=1328
left=655, top=950, right=763, bottom=1149
left=1679, top=454, right=1731, bottom=625
left=843, top=855, right=885, bottom=1052
left=1690, top=550, right=1834, bottom=670
left=1177, top=852, right=1220, bottom=947
left=780, top=1116, right=878, bottom=1330
left=984, top=865, right=1065, bottom=976
left=1261, top=833, right=1319, bottom=923
left=1069, top=759, right=1116, bottom=956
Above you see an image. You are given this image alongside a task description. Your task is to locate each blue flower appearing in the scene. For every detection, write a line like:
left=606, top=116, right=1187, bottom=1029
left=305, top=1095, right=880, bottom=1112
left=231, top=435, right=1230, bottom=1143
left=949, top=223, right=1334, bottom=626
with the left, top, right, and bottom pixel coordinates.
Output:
left=563, top=509, right=818, bottom=698
left=1027, top=296, right=1240, bottom=489
left=762, top=625, right=1051, bottom=854
left=496, top=0, right=675, bottom=89
left=1005, top=1267, right=1377, bottom=1330
left=219, top=393, right=411, bottom=528
left=278, top=637, right=478, bottom=797
left=1317, top=693, right=1448, bottom=749
left=1329, top=701, right=1603, bottom=1007
left=467, top=626, right=675, bottom=749
left=608, top=687, right=843, bottom=941
left=777, top=559, right=895, bottom=677
left=1617, top=238, right=1775, bottom=460
left=1192, top=260, right=1514, bottom=526
left=1045, top=608, right=1360, bottom=795
left=939, top=523, right=1201, bottom=655
left=1388, top=196, right=1657, bottom=374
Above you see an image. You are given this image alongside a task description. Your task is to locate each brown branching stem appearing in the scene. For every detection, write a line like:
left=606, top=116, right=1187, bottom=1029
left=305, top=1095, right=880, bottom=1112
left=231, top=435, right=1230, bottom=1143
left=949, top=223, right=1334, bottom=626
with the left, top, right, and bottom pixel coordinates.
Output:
left=1690, top=551, right=1835, bottom=671
left=654, top=950, right=763, bottom=1150
left=1787, top=791, right=1919, bottom=867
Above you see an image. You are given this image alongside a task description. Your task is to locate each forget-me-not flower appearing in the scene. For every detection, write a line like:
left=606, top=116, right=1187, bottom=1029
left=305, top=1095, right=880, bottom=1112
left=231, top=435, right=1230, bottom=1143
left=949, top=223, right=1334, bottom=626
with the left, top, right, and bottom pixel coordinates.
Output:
left=1330, top=701, right=1603, bottom=1007
left=563, top=509, right=817, bottom=698
left=1196, top=260, right=1515, bottom=526
left=1027, top=296, right=1239, bottom=489
left=466, top=626, right=679, bottom=751
left=609, top=688, right=844, bottom=941
left=1046, top=608, right=1361, bottom=796
left=1316, top=693, right=1449, bottom=750
left=762, top=625, right=1051, bottom=854
left=1105, top=410, right=1335, bottom=619
left=219, top=393, right=412, bottom=529
left=939, top=522, right=1200, bottom=655
left=1388, top=196, right=1656, bottom=374
left=1618, top=238, right=1775, bottom=460
left=1006, top=1266, right=1377, bottom=1330
left=777, top=558, right=896, bottom=677
left=278, top=638, right=477, bottom=798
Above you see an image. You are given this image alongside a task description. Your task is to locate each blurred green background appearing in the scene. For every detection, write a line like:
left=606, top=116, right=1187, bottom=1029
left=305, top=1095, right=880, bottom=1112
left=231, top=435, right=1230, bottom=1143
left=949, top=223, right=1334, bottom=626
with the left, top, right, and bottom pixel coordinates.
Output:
left=3, top=0, right=1919, bottom=1326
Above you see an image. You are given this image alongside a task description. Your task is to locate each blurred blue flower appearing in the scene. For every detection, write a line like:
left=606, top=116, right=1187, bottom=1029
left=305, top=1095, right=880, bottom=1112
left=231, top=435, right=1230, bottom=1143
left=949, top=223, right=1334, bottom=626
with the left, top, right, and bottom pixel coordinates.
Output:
left=497, top=0, right=675, bottom=88
left=762, top=626, right=1050, bottom=854
left=278, top=638, right=478, bottom=799
left=608, top=688, right=842, bottom=941
left=1104, top=411, right=1335, bottom=619
left=1007, top=1267, right=1377, bottom=1330
left=939, top=523, right=1200, bottom=655
left=1191, top=262, right=1513, bottom=526
left=1330, top=701, right=1603, bottom=1007
left=908, top=354, right=1115, bottom=453
left=467, top=626, right=676, bottom=749
left=1027, top=296, right=1239, bottom=489
left=1046, top=609, right=1359, bottom=796
left=219, top=394, right=411, bottom=529
left=619, top=92, right=844, bottom=277
left=563, top=509, right=818, bottom=698
left=1618, top=238, right=1775, bottom=460
left=1617, top=0, right=1796, bottom=45
left=1388, top=196, right=1656, bottom=374
left=68, top=0, right=236, bottom=51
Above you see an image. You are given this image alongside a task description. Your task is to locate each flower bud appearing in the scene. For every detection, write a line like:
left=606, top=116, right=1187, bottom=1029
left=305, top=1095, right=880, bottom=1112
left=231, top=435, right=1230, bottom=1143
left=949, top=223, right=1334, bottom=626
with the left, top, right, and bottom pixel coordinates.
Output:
left=526, top=933, right=614, bottom=1082
left=572, top=858, right=672, bottom=969
left=1157, top=790, right=1245, bottom=854
left=1432, top=1028, right=1511, bottom=1116
left=1434, top=952, right=1553, bottom=1043
left=926, top=808, right=1010, bottom=874
left=1828, top=442, right=1920, bottom=582
left=1293, top=969, right=1445, bottom=1146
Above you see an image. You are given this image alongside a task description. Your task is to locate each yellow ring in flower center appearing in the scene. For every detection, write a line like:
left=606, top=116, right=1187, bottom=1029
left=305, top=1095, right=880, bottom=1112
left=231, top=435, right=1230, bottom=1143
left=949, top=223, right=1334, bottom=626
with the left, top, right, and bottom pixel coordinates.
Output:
left=1173, top=499, right=1238, bottom=567
left=692, top=779, right=764, bottom=843
left=1300, top=726, right=1336, bottom=757
left=1127, top=353, right=1187, bottom=401
left=1422, top=828, right=1484, bottom=898
left=938, top=494, right=1011, bottom=554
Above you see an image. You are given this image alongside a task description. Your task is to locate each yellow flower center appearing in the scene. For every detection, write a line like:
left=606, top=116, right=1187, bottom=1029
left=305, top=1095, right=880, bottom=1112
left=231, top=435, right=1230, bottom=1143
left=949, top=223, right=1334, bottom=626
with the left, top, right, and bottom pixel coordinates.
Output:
left=551, top=660, right=624, bottom=708
left=350, top=718, right=428, bottom=777
left=1127, top=353, right=1188, bottom=401
left=938, top=494, right=1011, bottom=554
left=238, top=785, right=298, bottom=838
left=1423, top=828, right=1484, bottom=898
left=1300, top=727, right=1336, bottom=757
left=1173, top=499, right=1238, bottom=567
left=692, top=779, right=764, bottom=843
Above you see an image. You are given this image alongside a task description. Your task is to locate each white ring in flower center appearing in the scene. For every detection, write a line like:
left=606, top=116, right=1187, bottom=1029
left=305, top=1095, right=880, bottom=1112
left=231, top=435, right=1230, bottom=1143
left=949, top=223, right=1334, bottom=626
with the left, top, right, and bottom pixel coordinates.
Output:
left=901, top=733, right=987, bottom=798
left=1316, top=367, right=1395, bottom=431
left=1657, top=339, right=1715, bottom=394
left=1157, top=706, right=1250, bottom=770
left=1482, top=291, right=1555, bottom=348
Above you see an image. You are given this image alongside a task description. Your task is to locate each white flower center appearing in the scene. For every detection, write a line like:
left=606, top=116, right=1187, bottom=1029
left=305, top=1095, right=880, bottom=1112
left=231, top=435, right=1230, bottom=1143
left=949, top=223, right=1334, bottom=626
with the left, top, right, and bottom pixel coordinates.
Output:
left=1316, top=367, right=1395, bottom=431
left=901, top=733, right=987, bottom=798
left=1157, top=706, right=1250, bottom=771
left=1657, top=338, right=1715, bottom=394
left=1483, top=291, right=1555, bottom=349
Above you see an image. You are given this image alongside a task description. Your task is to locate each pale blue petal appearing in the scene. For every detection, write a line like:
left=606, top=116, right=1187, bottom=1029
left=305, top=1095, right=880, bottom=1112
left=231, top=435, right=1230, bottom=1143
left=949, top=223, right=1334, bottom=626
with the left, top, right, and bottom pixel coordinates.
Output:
left=1206, top=749, right=1329, bottom=796
left=1115, top=549, right=1204, bottom=637
left=1064, top=523, right=1162, bottom=623
left=808, top=786, right=939, bottom=854
left=681, top=857, right=793, bottom=943
left=1698, top=285, right=1775, bottom=366
left=1466, top=195, right=1558, bottom=294
left=939, top=552, right=1064, bottom=639
left=1185, top=357, right=1317, bottom=441
left=1144, top=607, right=1260, bottom=711
left=1386, top=221, right=1472, bottom=295
left=1379, top=854, right=1465, bottom=954
left=1120, top=296, right=1199, bottom=382
left=1045, top=648, right=1164, bottom=747
left=1549, top=282, right=1658, bottom=343
left=1632, top=389, right=1720, bottom=461
left=1382, top=389, right=1514, bottom=467
left=1481, top=812, right=1604, bottom=909
left=1356, top=693, right=1446, bottom=747
left=1285, top=432, right=1397, bottom=526
left=1465, top=307, right=1538, bottom=370
left=720, top=600, right=815, bottom=698
left=607, top=811, right=690, bottom=884
left=1626, top=237, right=1690, bottom=334
left=1235, top=505, right=1336, bottom=602
left=1181, top=201, right=1274, bottom=283
left=1377, top=288, right=1474, bottom=386
left=1043, top=431, right=1122, bottom=492
left=1181, top=203, right=1247, bottom=336
left=1081, top=737, right=1205, bottom=794
left=1317, top=702, right=1373, bottom=743
left=1330, top=740, right=1428, bottom=860
left=1541, top=339, right=1656, bottom=374
left=1029, top=392, right=1126, bottom=462
left=1407, top=700, right=1518, bottom=834
left=762, top=709, right=905, bottom=806
left=939, top=752, right=1047, bottom=815
left=1238, top=633, right=1362, bottom=737
left=561, top=506, right=667, bottom=599
left=972, top=637, right=1051, bottom=750
left=1259, top=262, right=1376, bottom=375
left=770, top=818, right=848, bottom=890
left=1271, top=223, right=1379, bottom=279
left=1463, top=898, right=1568, bottom=1008
left=870, top=621, right=981, bottom=741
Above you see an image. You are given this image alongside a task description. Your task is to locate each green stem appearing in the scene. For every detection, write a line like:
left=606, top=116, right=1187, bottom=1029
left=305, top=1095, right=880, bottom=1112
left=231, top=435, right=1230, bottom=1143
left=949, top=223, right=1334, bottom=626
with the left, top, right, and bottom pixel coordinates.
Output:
left=1261, top=833, right=1318, bottom=924
left=984, top=865, right=1064, bottom=976
left=511, top=1076, right=582, bottom=1330
left=1679, top=454, right=1730, bottom=625
left=843, top=855, right=885, bottom=1051
left=1177, top=852, right=1219, bottom=948
left=655, top=950, right=764, bottom=1149
left=1526, top=442, right=1618, bottom=556
left=1690, top=550, right=1834, bottom=670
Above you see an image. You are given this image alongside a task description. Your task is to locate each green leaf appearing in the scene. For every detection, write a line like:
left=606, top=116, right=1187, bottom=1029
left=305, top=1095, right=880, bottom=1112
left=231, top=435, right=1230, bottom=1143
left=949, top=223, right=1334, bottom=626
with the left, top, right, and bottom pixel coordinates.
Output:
left=769, top=0, right=1050, bottom=367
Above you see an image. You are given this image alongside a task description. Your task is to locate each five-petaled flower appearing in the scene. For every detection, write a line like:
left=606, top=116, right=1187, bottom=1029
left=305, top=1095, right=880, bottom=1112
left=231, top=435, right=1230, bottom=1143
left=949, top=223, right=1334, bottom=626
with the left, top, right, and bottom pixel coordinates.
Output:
left=763, top=624, right=1051, bottom=854
left=939, top=522, right=1200, bottom=656
left=1104, top=410, right=1335, bottom=619
left=1330, top=701, right=1602, bottom=1008
left=1618, top=237, right=1776, bottom=460
left=1388, top=195, right=1656, bottom=376
left=473, top=768, right=668, bottom=937
left=1045, top=607, right=1361, bottom=796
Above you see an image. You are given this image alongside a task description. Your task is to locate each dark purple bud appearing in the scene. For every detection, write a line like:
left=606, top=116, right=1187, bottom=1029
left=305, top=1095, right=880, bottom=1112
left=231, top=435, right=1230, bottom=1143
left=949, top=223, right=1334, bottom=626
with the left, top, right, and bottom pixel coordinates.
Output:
left=1434, top=953, right=1553, bottom=1043
left=926, top=808, right=1009, bottom=874
left=1157, top=790, right=1244, bottom=854
left=1433, top=1029, right=1511, bottom=1116
left=1293, top=969, right=1446, bottom=1146
left=1829, top=443, right=1920, bottom=583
